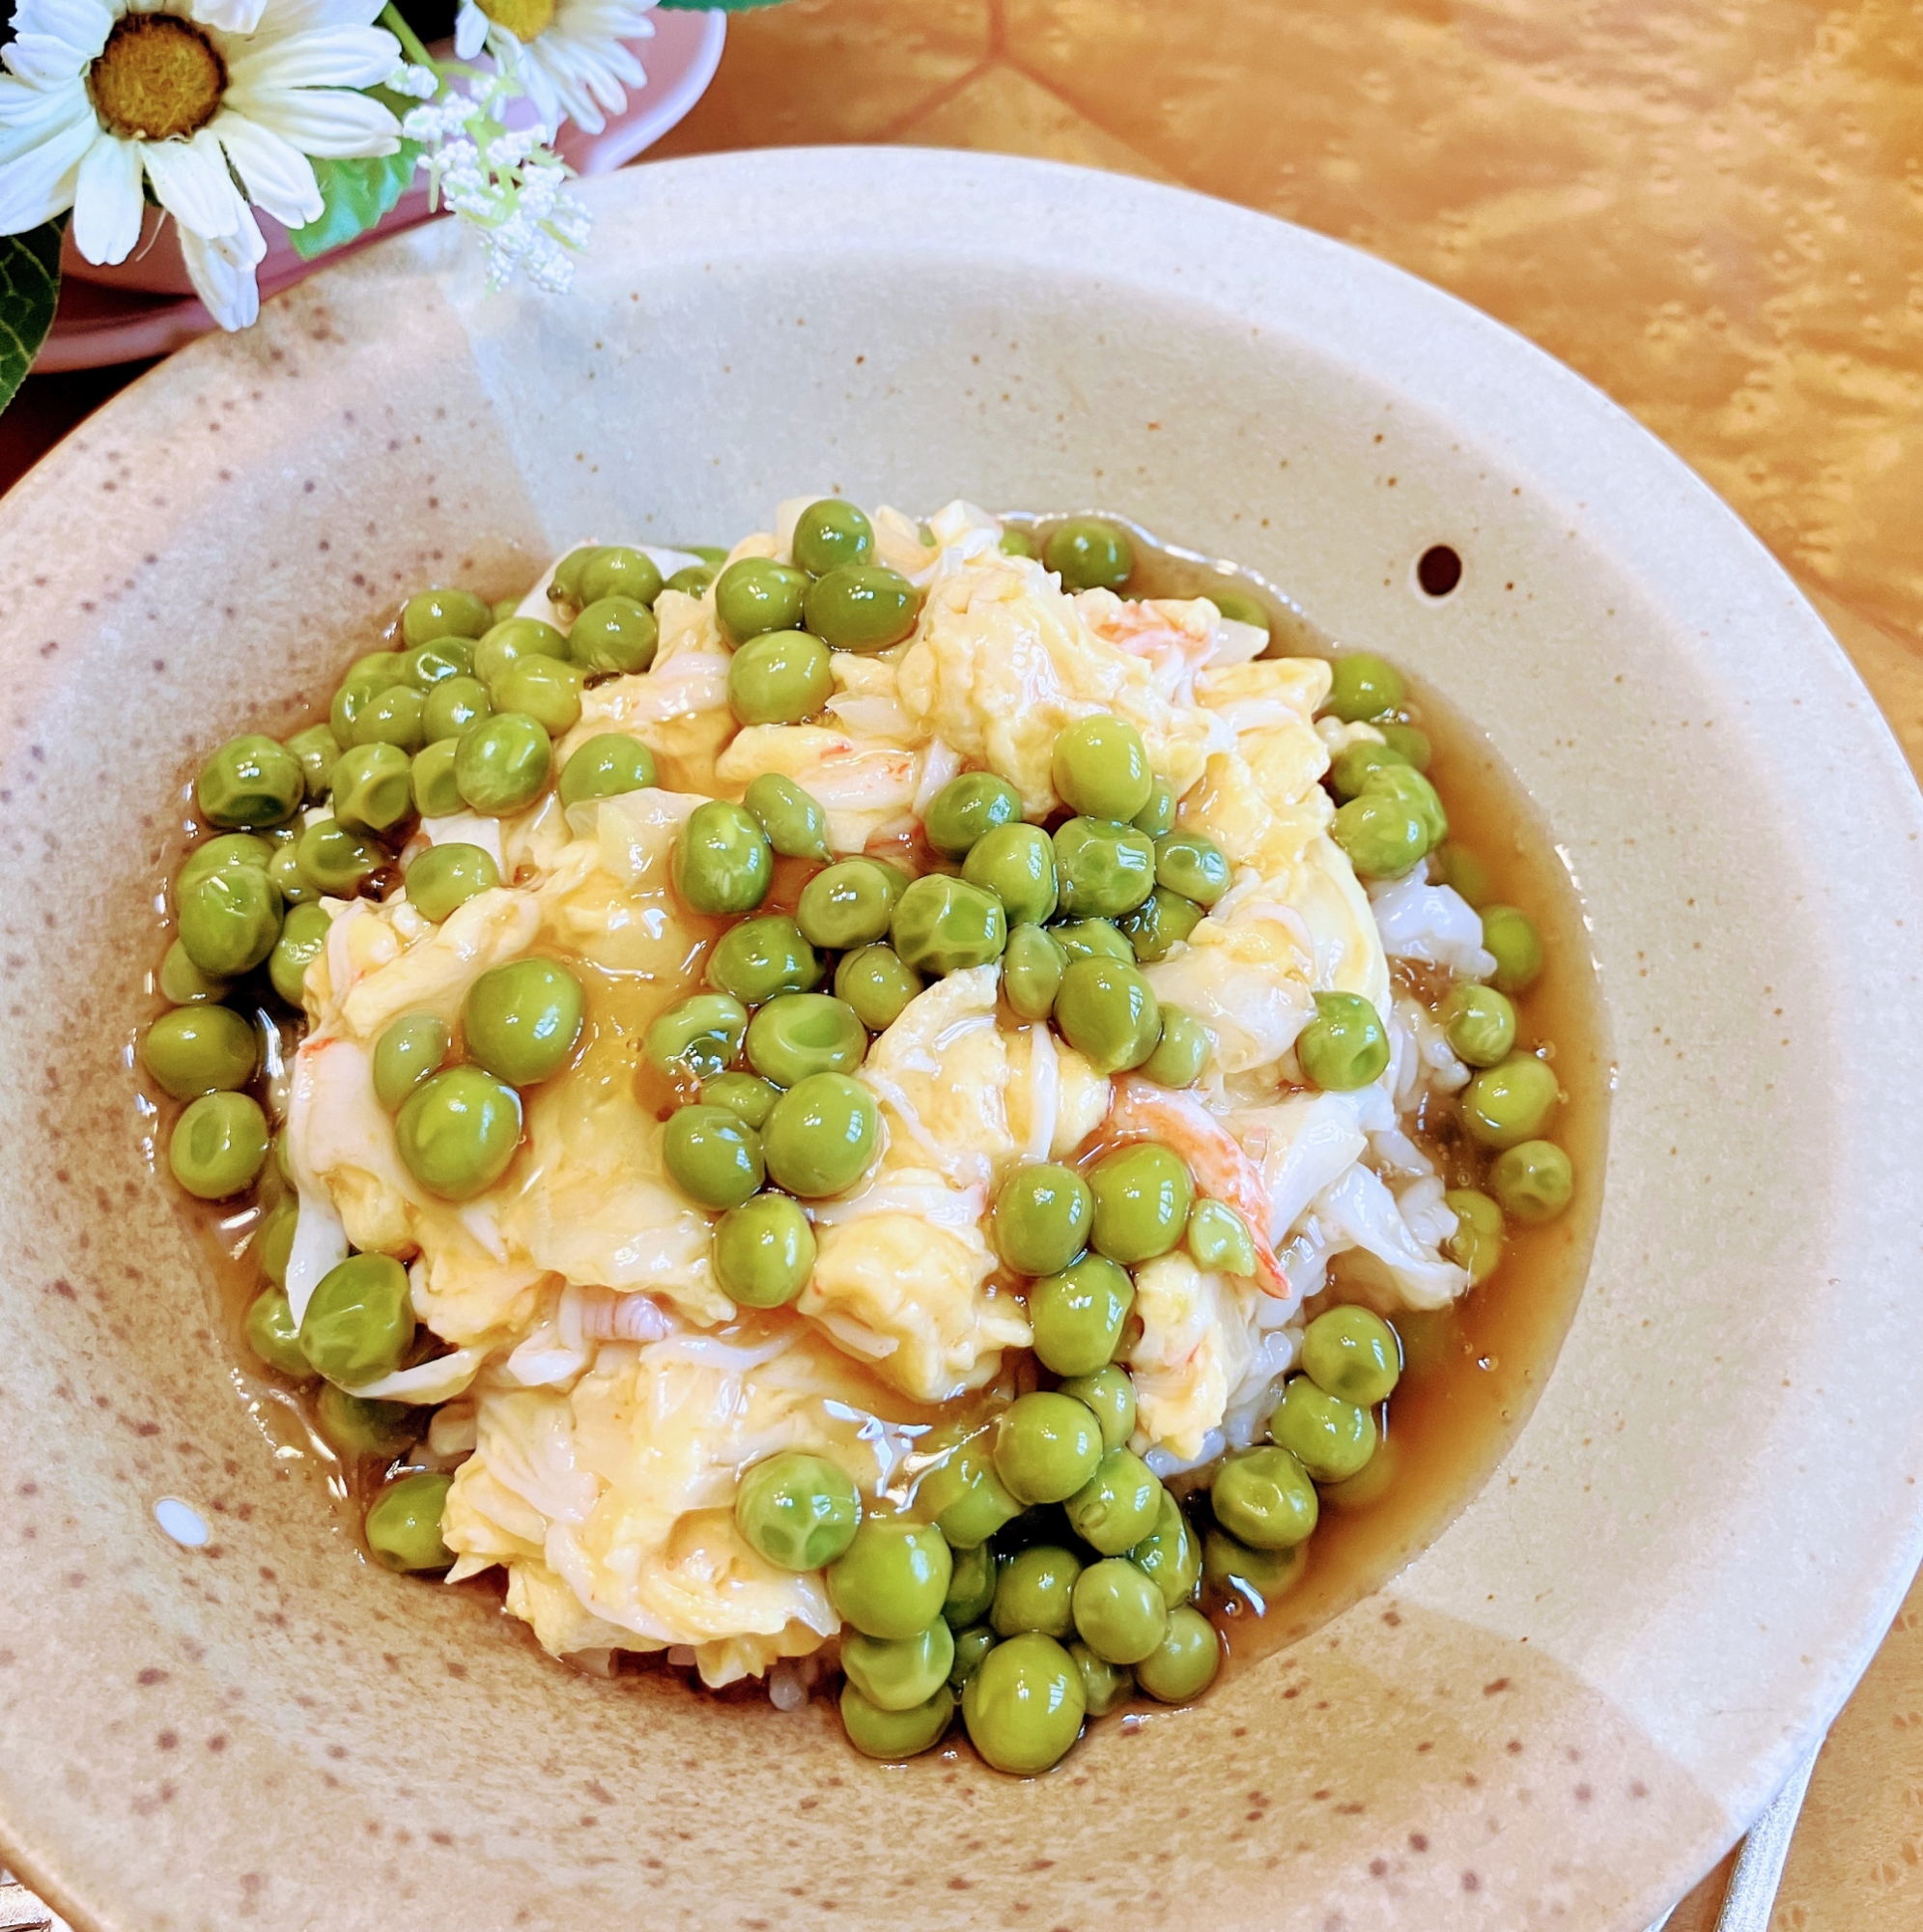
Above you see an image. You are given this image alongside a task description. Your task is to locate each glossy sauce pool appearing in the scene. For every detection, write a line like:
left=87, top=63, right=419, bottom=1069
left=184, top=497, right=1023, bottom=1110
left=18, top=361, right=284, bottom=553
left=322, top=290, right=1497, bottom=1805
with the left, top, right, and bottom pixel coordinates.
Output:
left=142, top=518, right=1610, bottom=1675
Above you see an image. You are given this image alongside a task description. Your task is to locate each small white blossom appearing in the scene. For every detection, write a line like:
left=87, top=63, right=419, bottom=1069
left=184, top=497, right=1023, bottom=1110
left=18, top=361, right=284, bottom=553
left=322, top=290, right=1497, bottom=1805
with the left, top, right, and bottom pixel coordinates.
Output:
left=386, top=61, right=441, bottom=100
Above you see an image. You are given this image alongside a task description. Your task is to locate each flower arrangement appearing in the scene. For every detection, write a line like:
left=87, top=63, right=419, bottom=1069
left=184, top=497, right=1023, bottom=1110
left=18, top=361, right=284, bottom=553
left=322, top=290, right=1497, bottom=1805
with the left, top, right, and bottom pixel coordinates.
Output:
left=0, top=0, right=773, bottom=413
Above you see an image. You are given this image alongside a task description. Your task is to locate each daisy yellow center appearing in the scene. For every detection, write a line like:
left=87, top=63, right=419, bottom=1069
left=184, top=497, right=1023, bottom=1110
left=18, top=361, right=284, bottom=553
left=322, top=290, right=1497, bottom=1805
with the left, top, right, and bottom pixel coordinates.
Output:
left=479, top=0, right=557, bottom=43
left=88, top=13, right=227, bottom=142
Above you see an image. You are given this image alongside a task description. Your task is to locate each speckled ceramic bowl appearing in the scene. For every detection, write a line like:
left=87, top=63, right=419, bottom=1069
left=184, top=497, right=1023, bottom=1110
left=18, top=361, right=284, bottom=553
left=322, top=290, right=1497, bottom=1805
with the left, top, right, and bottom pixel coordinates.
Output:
left=4, top=151, right=1923, bottom=1932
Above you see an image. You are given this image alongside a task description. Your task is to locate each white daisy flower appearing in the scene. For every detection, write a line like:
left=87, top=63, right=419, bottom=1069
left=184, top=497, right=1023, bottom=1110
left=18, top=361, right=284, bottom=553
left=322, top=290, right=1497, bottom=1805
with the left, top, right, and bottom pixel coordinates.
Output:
left=453, top=0, right=652, bottom=138
left=0, top=0, right=402, bottom=329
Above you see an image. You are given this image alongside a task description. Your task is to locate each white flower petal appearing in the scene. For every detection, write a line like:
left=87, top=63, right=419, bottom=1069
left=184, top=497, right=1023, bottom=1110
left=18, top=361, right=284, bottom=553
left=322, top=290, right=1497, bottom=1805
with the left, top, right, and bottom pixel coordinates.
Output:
left=7, top=0, right=115, bottom=64
left=212, top=107, right=320, bottom=227
left=0, top=96, right=92, bottom=230
left=190, top=0, right=268, bottom=31
left=225, top=23, right=400, bottom=90
left=179, top=206, right=265, bottom=330
left=141, top=127, right=244, bottom=239
left=227, top=81, right=399, bottom=156
left=453, top=1, right=488, bottom=59
left=70, top=128, right=144, bottom=263
left=0, top=77, right=92, bottom=162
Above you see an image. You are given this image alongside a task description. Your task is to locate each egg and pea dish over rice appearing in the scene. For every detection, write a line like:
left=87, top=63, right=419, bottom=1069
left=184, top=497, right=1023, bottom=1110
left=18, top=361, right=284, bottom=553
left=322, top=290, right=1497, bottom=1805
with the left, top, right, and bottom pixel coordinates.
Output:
left=141, top=497, right=1587, bottom=1777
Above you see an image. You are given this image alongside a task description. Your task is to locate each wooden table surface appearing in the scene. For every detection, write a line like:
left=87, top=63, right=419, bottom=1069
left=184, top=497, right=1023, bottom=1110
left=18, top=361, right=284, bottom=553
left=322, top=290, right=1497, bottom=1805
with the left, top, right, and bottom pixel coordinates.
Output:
left=6, top=3, right=1921, bottom=1925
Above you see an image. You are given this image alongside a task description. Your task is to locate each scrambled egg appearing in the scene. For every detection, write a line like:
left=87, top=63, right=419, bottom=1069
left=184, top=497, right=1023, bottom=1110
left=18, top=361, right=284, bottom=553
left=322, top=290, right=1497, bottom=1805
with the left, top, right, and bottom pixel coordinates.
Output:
left=284, top=499, right=1467, bottom=1673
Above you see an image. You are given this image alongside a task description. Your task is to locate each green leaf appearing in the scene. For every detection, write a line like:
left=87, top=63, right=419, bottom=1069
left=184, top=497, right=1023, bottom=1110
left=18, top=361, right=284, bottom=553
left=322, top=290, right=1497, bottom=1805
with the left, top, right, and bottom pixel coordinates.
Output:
left=0, top=215, right=65, bottom=419
left=286, top=146, right=421, bottom=264
left=658, top=0, right=787, bottom=11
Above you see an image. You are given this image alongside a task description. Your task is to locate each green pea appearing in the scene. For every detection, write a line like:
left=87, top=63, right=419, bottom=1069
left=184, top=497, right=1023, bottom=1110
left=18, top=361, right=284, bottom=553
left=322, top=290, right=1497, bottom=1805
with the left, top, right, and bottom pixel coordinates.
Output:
left=993, top=1391, right=1102, bottom=1506
left=1301, top=1305, right=1400, bottom=1405
left=1119, top=888, right=1203, bottom=965
left=269, top=902, right=330, bottom=1006
left=159, top=939, right=228, bottom=1007
left=329, top=660, right=401, bottom=747
left=1130, top=1490, right=1200, bottom=1607
left=804, top=564, right=920, bottom=653
left=761, top=1072, right=880, bottom=1198
left=1210, top=585, right=1271, bottom=634
left=402, top=586, right=493, bottom=645
left=397, top=639, right=475, bottom=691
left=1433, top=840, right=1496, bottom=909
left=1133, top=777, right=1177, bottom=839
left=1460, top=1051, right=1559, bottom=1149
left=1050, top=716, right=1149, bottom=822
left=665, top=563, right=716, bottom=597
left=1361, top=762, right=1447, bottom=850
left=1028, top=1252, right=1132, bottom=1376
left=1135, top=1604, right=1221, bottom=1702
left=1002, top=923, right=1066, bottom=1021
left=663, top=1103, right=764, bottom=1209
left=328, top=741, right=413, bottom=838
left=315, top=1385, right=415, bottom=1462
left=1070, top=1640, right=1134, bottom=1716
left=178, top=866, right=283, bottom=979
left=1202, top=1528, right=1306, bottom=1613
left=962, top=1631, right=1086, bottom=1774
left=1054, top=817, right=1156, bottom=921
left=254, top=1196, right=297, bottom=1288
left=547, top=547, right=596, bottom=606
left=1378, top=722, right=1431, bottom=771
left=840, top=1680, right=954, bottom=1760
left=177, top=831, right=273, bottom=895
left=409, top=738, right=461, bottom=818
left=1481, top=903, right=1543, bottom=991
left=1151, top=833, right=1230, bottom=909
left=673, top=800, right=772, bottom=915
left=1212, top=1446, right=1318, bottom=1550
left=395, top=1066, right=523, bottom=1200
left=925, top=772, right=1023, bottom=859
left=1489, top=1139, right=1573, bottom=1224
left=563, top=595, right=660, bottom=680
left=1070, top=1555, right=1168, bottom=1664
left=284, top=723, right=341, bottom=801
left=744, top=772, right=831, bottom=862
left=792, top=498, right=875, bottom=576
left=1089, top=1143, right=1193, bottom=1264
left=299, top=1251, right=414, bottom=1386
left=558, top=732, right=656, bottom=807
left=707, top=916, right=823, bottom=1006
left=745, top=993, right=866, bottom=1087
left=715, top=557, right=810, bottom=645
left=372, top=1012, right=451, bottom=1112
left=196, top=733, right=304, bottom=829
left=350, top=683, right=425, bottom=753
left=712, top=1191, right=816, bottom=1307
left=992, top=1163, right=1094, bottom=1278
left=797, top=858, right=904, bottom=951
left=950, top=1624, right=999, bottom=1690
left=1296, top=991, right=1390, bottom=1092
left=489, top=656, right=583, bottom=738
left=245, top=1283, right=312, bottom=1380
left=267, top=842, right=313, bottom=907
left=141, top=1005, right=257, bottom=1100
left=684, top=545, right=731, bottom=567
left=405, top=842, right=500, bottom=922
left=1065, top=1448, right=1162, bottom=1557
left=579, top=546, right=664, bottom=610
left=472, top=616, right=568, bottom=686
left=918, top=1436, right=1023, bottom=1549
left=891, top=875, right=1007, bottom=977
left=844, top=1620, right=954, bottom=1713
left=1185, top=1199, right=1256, bottom=1277
left=734, top=1450, right=860, bottom=1569
left=962, top=822, right=1057, bottom=925
left=1323, top=652, right=1403, bottom=723
left=420, top=675, right=493, bottom=744
left=465, top=958, right=584, bottom=1087
left=827, top=1518, right=952, bottom=1639
left=1268, top=1374, right=1376, bottom=1483
left=1053, top=955, right=1161, bottom=1074
left=943, top=1542, right=999, bottom=1628
left=644, top=993, right=749, bottom=1083
left=1328, top=737, right=1411, bottom=800
left=296, top=818, right=380, bottom=898
left=365, top=1470, right=454, bottom=1573
left=702, top=1071, right=780, bottom=1130
left=1444, top=1186, right=1505, bottom=1285
left=834, top=945, right=921, bottom=1031
left=1044, top=518, right=1133, bottom=593
left=1332, top=790, right=1428, bottom=880
left=997, top=525, right=1037, bottom=558
left=1059, top=1365, right=1136, bottom=1452
left=1050, top=917, right=1134, bottom=966
left=727, top=628, right=833, bottom=725
left=1142, top=1008, right=1211, bottom=1087
left=1440, top=982, right=1516, bottom=1067
left=991, top=1544, right=1083, bottom=1639
left=457, top=712, right=552, bottom=818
